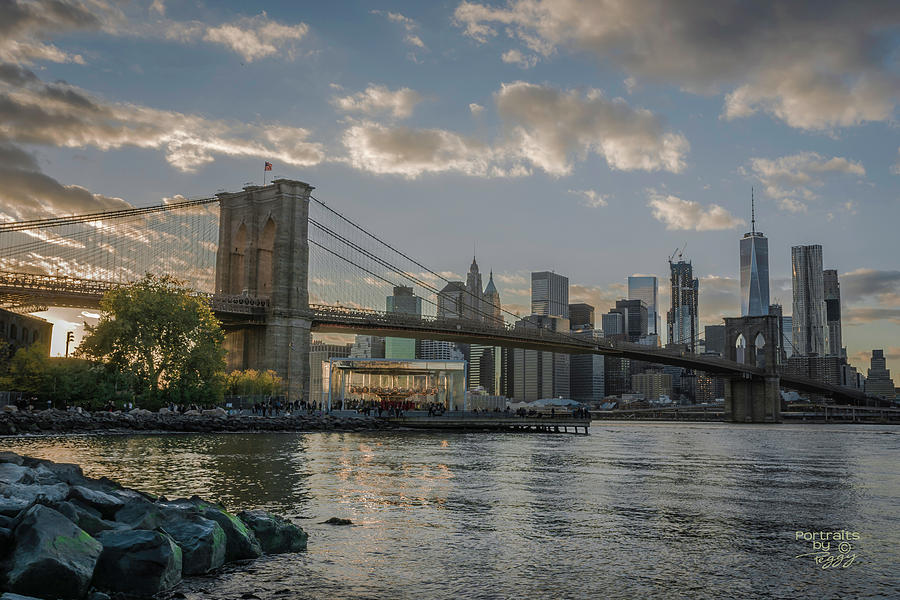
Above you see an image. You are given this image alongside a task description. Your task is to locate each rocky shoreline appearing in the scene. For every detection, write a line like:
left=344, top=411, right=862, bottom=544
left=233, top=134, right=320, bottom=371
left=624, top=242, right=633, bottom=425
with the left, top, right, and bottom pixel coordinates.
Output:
left=0, top=451, right=310, bottom=599
left=0, top=408, right=394, bottom=436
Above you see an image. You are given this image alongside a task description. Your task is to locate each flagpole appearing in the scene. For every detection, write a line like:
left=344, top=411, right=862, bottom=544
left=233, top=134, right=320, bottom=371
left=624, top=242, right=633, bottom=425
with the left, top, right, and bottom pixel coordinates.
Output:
left=264, top=164, right=267, bottom=186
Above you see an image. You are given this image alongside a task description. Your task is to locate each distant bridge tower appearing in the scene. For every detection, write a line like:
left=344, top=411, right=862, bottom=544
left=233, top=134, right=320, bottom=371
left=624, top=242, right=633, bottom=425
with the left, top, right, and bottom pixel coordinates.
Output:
left=723, top=314, right=782, bottom=423
left=215, top=179, right=314, bottom=402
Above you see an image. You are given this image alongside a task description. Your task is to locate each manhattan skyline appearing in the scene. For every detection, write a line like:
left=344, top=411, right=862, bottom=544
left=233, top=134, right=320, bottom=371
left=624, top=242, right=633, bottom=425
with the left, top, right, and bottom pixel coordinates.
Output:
left=0, top=0, right=898, bottom=375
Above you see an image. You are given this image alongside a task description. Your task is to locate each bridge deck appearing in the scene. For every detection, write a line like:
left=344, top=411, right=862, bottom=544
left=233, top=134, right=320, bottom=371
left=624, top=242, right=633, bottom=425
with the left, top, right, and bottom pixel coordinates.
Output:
left=387, top=415, right=590, bottom=434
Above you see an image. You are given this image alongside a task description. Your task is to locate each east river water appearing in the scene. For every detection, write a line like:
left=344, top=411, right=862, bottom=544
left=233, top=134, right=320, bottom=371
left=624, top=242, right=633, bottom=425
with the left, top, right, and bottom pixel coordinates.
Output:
left=3, top=423, right=898, bottom=599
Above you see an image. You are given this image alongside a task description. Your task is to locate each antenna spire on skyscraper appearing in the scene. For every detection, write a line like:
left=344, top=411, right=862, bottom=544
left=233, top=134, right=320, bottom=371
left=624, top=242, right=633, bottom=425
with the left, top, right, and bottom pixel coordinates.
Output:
left=751, top=187, right=756, bottom=234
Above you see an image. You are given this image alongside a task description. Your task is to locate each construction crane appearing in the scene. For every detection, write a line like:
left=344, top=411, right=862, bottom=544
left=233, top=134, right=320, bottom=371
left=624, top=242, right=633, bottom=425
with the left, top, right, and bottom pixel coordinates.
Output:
left=668, top=243, right=687, bottom=264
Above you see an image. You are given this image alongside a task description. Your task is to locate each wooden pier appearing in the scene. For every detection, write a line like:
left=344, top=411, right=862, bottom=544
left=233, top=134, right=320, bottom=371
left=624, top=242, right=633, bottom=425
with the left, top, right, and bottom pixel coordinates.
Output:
left=387, top=414, right=590, bottom=435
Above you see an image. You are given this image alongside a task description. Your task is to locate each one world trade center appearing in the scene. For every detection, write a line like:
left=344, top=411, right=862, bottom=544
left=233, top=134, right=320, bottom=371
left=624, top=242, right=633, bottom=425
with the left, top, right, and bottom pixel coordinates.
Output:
left=740, top=190, right=770, bottom=316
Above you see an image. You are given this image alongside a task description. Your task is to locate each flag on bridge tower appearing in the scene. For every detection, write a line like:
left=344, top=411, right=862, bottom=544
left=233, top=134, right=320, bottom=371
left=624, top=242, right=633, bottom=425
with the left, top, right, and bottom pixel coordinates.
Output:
left=264, top=161, right=273, bottom=171
left=263, top=161, right=273, bottom=185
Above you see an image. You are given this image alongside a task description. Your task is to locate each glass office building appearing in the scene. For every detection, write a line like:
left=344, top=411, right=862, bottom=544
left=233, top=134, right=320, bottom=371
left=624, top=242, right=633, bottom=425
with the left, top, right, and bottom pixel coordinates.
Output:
left=627, top=276, right=658, bottom=336
left=531, top=271, right=569, bottom=318
left=740, top=231, right=770, bottom=316
left=326, top=359, right=466, bottom=411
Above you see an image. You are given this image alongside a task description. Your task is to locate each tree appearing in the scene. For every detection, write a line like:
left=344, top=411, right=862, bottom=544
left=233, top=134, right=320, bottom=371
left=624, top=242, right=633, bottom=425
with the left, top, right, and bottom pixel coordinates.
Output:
left=225, top=369, right=283, bottom=397
left=0, top=343, right=125, bottom=409
left=79, top=274, right=226, bottom=407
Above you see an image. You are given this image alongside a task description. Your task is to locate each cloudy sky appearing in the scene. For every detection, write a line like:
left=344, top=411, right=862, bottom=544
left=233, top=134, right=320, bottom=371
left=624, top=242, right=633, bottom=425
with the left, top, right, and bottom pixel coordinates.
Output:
left=1, top=0, right=899, bottom=375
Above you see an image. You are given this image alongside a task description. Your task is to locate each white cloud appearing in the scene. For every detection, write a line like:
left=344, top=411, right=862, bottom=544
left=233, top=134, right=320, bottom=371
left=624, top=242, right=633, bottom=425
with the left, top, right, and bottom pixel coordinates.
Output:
left=647, top=190, right=744, bottom=231
left=748, top=152, right=866, bottom=211
left=0, top=0, right=103, bottom=65
left=341, top=121, right=499, bottom=178
left=371, top=10, right=428, bottom=58
left=150, top=0, right=165, bottom=16
left=340, top=81, right=687, bottom=178
left=202, top=13, right=309, bottom=62
left=501, top=49, right=537, bottom=69
left=0, top=66, right=325, bottom=173
left=469, top=102, right=485, bottom=115
left=405, top=34, right=425, bottom=49
left=332, top=85, right=423, bottom=119
left=454, top=0, right=900, bottom=131
left=568, top=189, right=608, bottom=208
left=494, top=81, right=688, bottom=175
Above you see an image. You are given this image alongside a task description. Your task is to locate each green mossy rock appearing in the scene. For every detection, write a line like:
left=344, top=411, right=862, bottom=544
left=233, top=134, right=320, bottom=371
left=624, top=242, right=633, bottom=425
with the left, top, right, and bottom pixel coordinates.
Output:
left=93, top=529, right=182, bottom=597
left=7, top=504, right=101, bottom=600
left=159, top=513, right=226, bottom=575
left=238, top=510, right=308, bottom=554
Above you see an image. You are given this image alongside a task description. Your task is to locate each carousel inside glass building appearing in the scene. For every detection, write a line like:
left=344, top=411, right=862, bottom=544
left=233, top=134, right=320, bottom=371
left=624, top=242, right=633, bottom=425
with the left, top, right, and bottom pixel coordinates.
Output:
left=325, top=359, right=467, bottom=412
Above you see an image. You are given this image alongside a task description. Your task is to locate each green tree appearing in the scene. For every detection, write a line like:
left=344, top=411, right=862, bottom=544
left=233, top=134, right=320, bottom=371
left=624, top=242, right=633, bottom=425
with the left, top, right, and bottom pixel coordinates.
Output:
left=79, top=274, right=226, bottom=408
left=225, top=369, right=283, bottom=397
left=0, top=344, right=124, bottom=409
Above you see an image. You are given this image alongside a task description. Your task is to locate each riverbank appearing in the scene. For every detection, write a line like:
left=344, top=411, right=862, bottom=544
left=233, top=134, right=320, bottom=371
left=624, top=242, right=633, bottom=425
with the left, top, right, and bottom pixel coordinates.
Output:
left=0, top=452, right=310, bottom=599
left=0, top=408, right=395, bottom=436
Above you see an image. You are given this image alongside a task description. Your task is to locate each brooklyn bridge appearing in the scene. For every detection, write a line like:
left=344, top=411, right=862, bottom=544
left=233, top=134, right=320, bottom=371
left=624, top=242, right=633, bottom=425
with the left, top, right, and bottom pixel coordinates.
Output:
left=0, top=179, right=866, bottom=421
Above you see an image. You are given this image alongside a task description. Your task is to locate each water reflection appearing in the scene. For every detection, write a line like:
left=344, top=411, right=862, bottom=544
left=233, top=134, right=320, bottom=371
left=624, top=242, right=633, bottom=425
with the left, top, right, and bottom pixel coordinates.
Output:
left=2, top=424, right=897, bottom=599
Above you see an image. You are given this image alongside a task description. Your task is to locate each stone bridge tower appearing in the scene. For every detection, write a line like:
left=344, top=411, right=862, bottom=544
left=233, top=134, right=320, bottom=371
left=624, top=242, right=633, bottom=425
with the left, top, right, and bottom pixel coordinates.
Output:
left=723, top=314, right=782, bottom=423
left=215, top=179, right=313, bottom=403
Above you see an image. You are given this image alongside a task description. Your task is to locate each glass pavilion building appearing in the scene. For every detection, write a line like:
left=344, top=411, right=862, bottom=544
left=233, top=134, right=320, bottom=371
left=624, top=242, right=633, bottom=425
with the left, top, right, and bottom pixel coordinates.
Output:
left=325, top=359, right=466, bottom=412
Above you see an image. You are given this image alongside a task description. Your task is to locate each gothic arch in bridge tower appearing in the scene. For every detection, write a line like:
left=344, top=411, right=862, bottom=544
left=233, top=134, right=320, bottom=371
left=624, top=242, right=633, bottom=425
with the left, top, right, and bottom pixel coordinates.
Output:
left=257, top=217, right=276, bottom=296
left=754, top=332, right=766, bottom=369
left=230, top=223, right=247, bottom=294
left=734, top=333, right=746, bottom=364
left=723, top=314, right=782, bottom=423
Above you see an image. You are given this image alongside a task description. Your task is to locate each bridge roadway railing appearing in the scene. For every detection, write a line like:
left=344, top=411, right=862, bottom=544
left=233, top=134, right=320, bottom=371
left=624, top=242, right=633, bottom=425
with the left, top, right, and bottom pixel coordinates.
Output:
left=0, top=270, right=269, bottom=316
left=307, top=304, right=765, bottom=376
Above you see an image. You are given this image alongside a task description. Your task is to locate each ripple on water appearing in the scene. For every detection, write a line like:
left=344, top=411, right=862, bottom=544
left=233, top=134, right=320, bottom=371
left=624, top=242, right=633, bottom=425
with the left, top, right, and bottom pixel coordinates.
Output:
left=2, top=423, right=898, bottom=599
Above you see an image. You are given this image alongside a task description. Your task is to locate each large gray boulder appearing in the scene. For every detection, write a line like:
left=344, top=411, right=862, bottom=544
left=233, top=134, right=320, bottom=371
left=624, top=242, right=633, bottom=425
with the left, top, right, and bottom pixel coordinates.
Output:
left=93, top=529, right=182, bottom=596
left=0, top=463, right=31, bottom=485
left=0, top=452, right=23, bottom=465
left=7, top=504, right=102, bottom=599
left=21, top=459, right=85, bottom=486
left=0, top=482, right=69, bottom=517
left=193, top=501, right=262, bottom=562
left=238, top=510, right=308, bottom=554
left=68, top=485, right=125, bottom=519
left=113, top=496, right=163, bottom=530
left=159, top=513, right=226, bottom=575
left=62, top=500, right=121, bottom=537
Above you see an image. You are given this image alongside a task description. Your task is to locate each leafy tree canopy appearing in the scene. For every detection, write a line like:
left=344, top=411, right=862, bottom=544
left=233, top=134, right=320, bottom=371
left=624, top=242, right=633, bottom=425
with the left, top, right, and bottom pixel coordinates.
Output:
left=79, top=274, right=225, bottom=407
left=225, top=369, right=283, bottom=397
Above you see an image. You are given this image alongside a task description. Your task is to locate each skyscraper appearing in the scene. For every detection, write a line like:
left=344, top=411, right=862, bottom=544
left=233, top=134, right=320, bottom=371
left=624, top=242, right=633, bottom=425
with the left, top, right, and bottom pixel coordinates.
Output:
left=568, top=303, right=595, bottom=329
left=483, top=271, right=502, bottom=326
left=740, top=190, right=770, bottom=316
left=791, top=245, right=828, bottom=356
left=782, top=316, right=793, bottom=358
left=385, top=286, right=421, bottom=359
left=510, top=315, right=570, bottom=400
left=601, top=311, right=624, bottom=336
left=667, top=258, right=699, bottom=352
left=531, top=271, right=569, bottom=318
left=823, top=269, right=842, bottom=357
left=614, top=299, right=648, bottom=341
left=704, top=325, right=726, bottom=356
left=570, top=328, right=604, bottom=402
left=864, top=349, right=896, bottom=399
left=437, top=281, right=465, bottom=318
left=628, top=276, right=659, bottom=336
left=464, top=257, right=485, bottom=321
